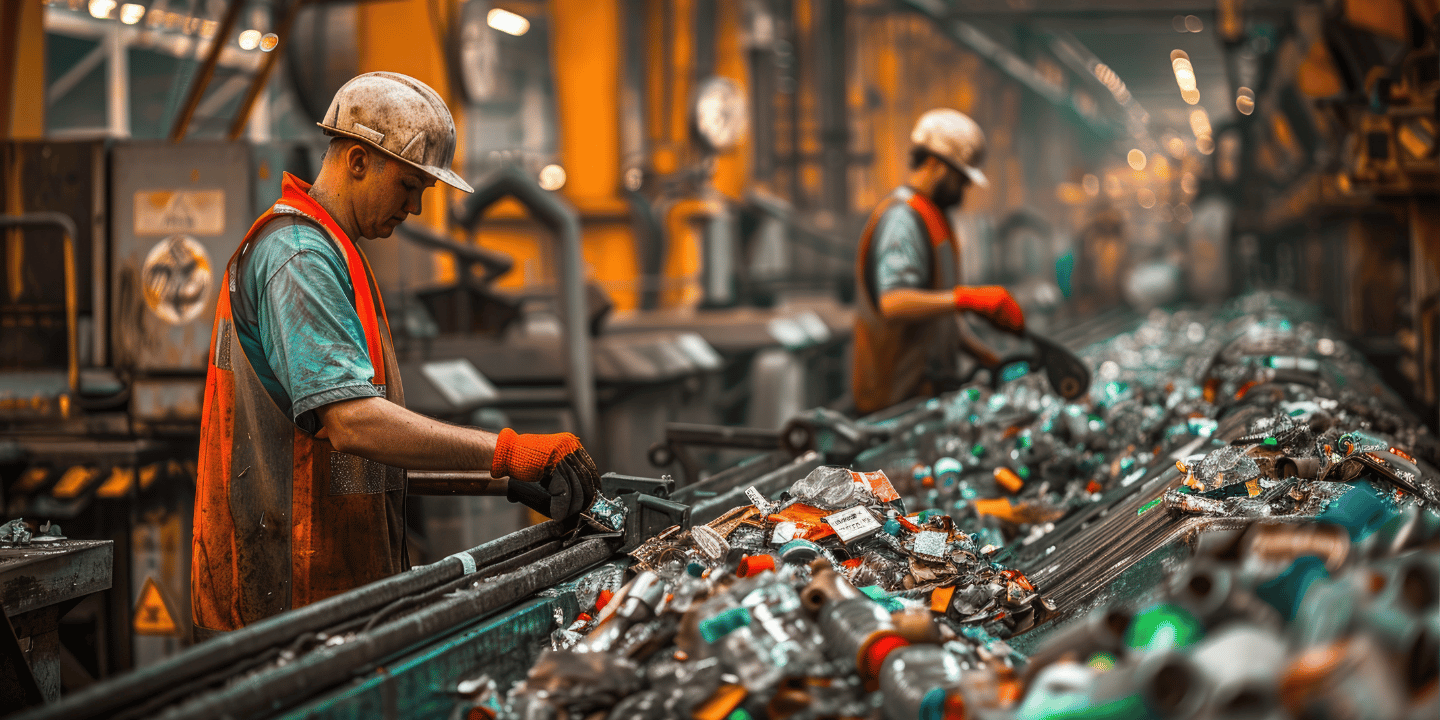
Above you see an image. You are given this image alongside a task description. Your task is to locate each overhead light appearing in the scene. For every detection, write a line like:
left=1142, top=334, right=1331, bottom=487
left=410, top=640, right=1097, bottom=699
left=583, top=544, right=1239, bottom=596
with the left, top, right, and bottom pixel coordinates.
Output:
left=1180, top=172, right=1198, bottom=195
left=259, top=33, right=280, bottom=52
left=1104, top=174, right=1124, bottom=199
left=1196, top=135, right=1215, bottom=154
left=1082, top=174, right=1100, bottom=196
left=538, top=164, right=566, bottom=191
left=119, top=3, right=144, bottom=24
left=1127, top=149, right=1147, bottom=171
left=694, top=77, right=749, bottom=152
left=1171, top=49, right=1199, bottom=105
left=1184, top=15, right=1203, bottom=33
left=1236, top=87, right=1255, bottom=115
left=1189, top=108, right=1212, bottom=138
left=200, top=19, right=218, bottom=39
left=487, top=8, right=530, bottom=36
left=1150, top=153, right=1171, bottom=180
left=1397, top=118, right=1434, bottom=159
left=1165, top=136, right=1188, bottom=158
left=238, top=29, right=262, bottom=50
left=1137, top=188, right=1157, bottom=209
left=88, top=0, right=116, bottom=19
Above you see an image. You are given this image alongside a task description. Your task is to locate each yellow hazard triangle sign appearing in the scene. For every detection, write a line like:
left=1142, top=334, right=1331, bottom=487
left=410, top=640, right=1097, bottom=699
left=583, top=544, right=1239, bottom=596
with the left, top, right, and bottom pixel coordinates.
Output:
left=133, top=576, right=181, bottom=637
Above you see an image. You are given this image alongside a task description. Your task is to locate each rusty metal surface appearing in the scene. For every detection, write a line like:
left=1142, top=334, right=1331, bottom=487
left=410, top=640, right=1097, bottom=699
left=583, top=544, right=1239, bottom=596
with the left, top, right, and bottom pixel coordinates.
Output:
left=0, top=539, right=113, bottom=617
left=109, top=141, right=253, bottom=374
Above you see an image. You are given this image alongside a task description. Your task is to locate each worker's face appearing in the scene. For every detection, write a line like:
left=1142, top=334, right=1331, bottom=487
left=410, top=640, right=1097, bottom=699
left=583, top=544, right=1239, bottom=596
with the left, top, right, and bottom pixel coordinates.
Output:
left=932, top=163, right=968, bottom=210
left=347, top=143, right=436, bottom=239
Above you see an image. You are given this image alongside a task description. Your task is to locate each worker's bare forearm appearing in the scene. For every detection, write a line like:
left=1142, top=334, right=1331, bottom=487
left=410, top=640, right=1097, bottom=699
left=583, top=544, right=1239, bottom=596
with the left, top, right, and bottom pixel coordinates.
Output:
left=878, top=287, right=956, bottom=323
left=314, top=396, right=496, bottom=471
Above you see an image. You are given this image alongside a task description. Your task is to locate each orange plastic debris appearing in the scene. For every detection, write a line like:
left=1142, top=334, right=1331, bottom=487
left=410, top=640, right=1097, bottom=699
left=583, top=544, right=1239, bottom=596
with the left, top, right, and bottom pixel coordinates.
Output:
left=693, top=684, right=747, bottom=720
left=930, top=585, right=957, bottom=613
left=993, top=467, right=1024, bottom=494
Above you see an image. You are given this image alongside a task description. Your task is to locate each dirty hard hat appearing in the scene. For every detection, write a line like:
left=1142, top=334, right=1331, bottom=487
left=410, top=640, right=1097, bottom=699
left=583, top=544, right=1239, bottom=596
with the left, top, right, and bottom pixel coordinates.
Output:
left=318, top=72, right=474, bottom=193
left=911, top=108, right=988, bottom=188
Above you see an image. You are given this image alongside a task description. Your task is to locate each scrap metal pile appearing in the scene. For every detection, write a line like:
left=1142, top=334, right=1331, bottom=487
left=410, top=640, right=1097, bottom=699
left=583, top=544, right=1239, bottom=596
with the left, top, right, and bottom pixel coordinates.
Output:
left=466, top=295, right=1439, bottom=719
left=485, top=463, right=1042, bottom=720
left=863, top=293, right=1439, bottom=541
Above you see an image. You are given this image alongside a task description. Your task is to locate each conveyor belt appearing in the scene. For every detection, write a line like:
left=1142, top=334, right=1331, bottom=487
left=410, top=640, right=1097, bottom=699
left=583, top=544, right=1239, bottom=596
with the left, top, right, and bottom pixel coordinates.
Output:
left=15, top=521, right=608, bottom=720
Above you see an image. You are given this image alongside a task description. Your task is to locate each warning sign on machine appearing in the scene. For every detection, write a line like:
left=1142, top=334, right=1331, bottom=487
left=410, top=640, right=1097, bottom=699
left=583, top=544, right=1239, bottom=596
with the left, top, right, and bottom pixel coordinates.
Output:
left=133, top=576, right=182, bottom=636
left=134, top=189, right=226, bottom=236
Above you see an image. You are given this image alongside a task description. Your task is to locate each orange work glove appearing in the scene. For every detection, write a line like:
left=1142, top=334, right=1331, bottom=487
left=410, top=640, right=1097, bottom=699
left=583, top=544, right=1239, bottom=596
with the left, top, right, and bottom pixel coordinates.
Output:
left=954, top=285, right=1025, bottom=335
left=492, top=429, right=600, bottom=520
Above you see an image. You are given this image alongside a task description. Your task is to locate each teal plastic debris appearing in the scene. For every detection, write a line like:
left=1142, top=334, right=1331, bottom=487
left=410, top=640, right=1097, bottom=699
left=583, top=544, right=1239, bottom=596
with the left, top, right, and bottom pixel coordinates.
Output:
left=1055, top=252, right=1074, bottom=298
left=1316, top=480, right=1399, bottom=540
left=859, top=585, right=906, bottom=613
left=919, top=687, right=947, bottom=720
left=1002, top=362, right=1031, bottom=382
left=699, top=607, right=751, bottom=643
left=1255, top=556, right=1330, bottom=621
left=1124, top=604, right=1203, bottom=653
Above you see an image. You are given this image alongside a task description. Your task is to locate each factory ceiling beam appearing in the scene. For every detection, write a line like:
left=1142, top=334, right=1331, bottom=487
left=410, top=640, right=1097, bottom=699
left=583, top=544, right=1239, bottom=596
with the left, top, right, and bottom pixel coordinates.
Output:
left=227, top=0, right=310, bottom=140
left=168, top=0, right=248, bottom=142
left=929, top=0, right=1299, bottom=21
left=900, top=0, right=1124, bottom=139
left=1046, top=30, right=1160, bottom=152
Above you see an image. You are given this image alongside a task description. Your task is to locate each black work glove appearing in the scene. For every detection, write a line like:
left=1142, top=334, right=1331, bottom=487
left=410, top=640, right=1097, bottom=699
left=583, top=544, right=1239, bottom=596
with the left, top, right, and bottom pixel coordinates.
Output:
left=507, top=448, right=599, bottom=520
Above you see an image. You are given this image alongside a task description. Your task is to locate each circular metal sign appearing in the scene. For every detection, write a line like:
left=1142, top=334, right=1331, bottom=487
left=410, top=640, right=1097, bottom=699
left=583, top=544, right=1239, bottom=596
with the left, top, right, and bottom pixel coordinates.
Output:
left=142, top=234, right=213, bottom=325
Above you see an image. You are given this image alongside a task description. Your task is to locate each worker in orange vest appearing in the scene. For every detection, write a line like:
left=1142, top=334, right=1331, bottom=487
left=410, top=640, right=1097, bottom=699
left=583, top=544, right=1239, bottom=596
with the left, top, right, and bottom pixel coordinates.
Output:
left=852, top=109, right=1026, bottom=416
left=192, top=73, right=598, bottom=639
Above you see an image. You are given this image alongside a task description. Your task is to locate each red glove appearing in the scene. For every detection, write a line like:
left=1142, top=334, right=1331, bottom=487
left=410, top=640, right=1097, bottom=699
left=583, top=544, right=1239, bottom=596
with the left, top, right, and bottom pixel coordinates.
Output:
left=492, top=429, right=599, bottom=520
left=954, top=285, right=1025, bottom=335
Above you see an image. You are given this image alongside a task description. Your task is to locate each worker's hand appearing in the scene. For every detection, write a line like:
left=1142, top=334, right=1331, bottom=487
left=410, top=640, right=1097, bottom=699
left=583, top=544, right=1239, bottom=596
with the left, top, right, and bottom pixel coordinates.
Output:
left=954, top=285, right=1025, bottom=335
left=492, top=429, right=599, bottom=519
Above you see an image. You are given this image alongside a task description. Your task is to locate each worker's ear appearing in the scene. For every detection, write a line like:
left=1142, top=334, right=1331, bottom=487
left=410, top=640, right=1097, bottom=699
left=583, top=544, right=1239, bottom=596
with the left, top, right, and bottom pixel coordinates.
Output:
left=345, top=142, right=371, bottom=181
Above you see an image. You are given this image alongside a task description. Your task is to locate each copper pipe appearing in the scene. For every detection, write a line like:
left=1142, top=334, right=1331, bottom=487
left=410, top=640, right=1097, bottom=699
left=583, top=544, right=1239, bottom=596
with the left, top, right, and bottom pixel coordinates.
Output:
left=1243, top=522, right=1350, bottom=571
left=227, top=0, right=309, bottom=140
left=170, top=0, right=247, bottom=142
left=801, top=559, right=861, bottom=613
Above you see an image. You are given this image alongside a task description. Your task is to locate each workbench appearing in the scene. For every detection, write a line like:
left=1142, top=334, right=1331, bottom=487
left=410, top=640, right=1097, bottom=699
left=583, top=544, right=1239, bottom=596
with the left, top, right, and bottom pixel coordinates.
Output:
left=1, top=540, right=113, bottom=704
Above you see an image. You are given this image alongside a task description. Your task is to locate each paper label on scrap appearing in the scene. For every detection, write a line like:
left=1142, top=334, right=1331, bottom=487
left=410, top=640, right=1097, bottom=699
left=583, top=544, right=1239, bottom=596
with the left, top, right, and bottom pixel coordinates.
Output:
left=824, top=506, right=883, bottom=543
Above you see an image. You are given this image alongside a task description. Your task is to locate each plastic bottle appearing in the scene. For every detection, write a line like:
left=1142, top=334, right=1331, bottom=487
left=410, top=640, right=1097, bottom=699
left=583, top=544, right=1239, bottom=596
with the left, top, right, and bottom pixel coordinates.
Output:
left=879, top=645, right=964, bottom=720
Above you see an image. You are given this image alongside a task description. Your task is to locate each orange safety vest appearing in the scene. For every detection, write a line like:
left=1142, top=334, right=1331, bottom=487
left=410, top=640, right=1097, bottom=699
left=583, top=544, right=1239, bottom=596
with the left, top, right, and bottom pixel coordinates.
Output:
left=852, top=187, right=963, bottom=416
left=192, top=173, right=407, bottom=634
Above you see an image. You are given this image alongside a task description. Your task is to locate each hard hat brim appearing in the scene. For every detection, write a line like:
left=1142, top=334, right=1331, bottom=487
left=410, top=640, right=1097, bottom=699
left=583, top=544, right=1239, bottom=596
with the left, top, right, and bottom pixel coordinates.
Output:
left=319, top=123, right=475, bottom=194
left=961, top=164, right=988, bottom=188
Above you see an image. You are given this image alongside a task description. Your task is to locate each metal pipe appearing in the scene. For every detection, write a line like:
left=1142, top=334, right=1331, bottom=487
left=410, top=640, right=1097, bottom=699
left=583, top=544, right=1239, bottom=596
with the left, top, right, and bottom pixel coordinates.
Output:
left=407, top=470, right=509, bottom=496
left=0, top=213, right=80, bottom=395
left=154, top=538, right=616, bottom=720
left=16, top=521, right=570, bottom=720
left=169, top=0, right=246, bottom=142
left=107, top=25, right=130, bottom=138
left=449, top=166, right=597, bottom=443
left=227, top=0, right=308, bottom=141
left=813, top=0, right=849, bottom=219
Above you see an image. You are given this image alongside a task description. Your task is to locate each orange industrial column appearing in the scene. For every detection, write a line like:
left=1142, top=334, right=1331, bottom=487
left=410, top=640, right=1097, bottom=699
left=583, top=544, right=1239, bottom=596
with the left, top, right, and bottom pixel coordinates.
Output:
left=1, top=0, right=45, bottom=139
left=548, top=0, right=641, bottom=311
left=354, top=0, right=462, bottom=290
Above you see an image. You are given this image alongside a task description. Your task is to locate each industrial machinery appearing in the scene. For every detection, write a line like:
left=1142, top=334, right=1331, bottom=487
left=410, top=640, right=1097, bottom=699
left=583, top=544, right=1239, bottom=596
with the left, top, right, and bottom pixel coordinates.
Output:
left=13, top=294, right=1434, bottom=719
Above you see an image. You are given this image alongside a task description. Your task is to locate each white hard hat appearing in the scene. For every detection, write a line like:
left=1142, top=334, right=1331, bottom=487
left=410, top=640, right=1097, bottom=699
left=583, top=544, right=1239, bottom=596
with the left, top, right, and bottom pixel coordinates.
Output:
left=318, top=72, right=474, bottom=193
left=911, top=108, right=988, bottom=187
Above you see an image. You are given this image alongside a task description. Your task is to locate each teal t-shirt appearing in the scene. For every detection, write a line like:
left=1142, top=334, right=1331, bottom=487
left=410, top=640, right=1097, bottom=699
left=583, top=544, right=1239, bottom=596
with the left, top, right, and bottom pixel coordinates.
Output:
left=869, top=203, right=931, bottom=295
left=232, top=219, right=383, bottom=434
